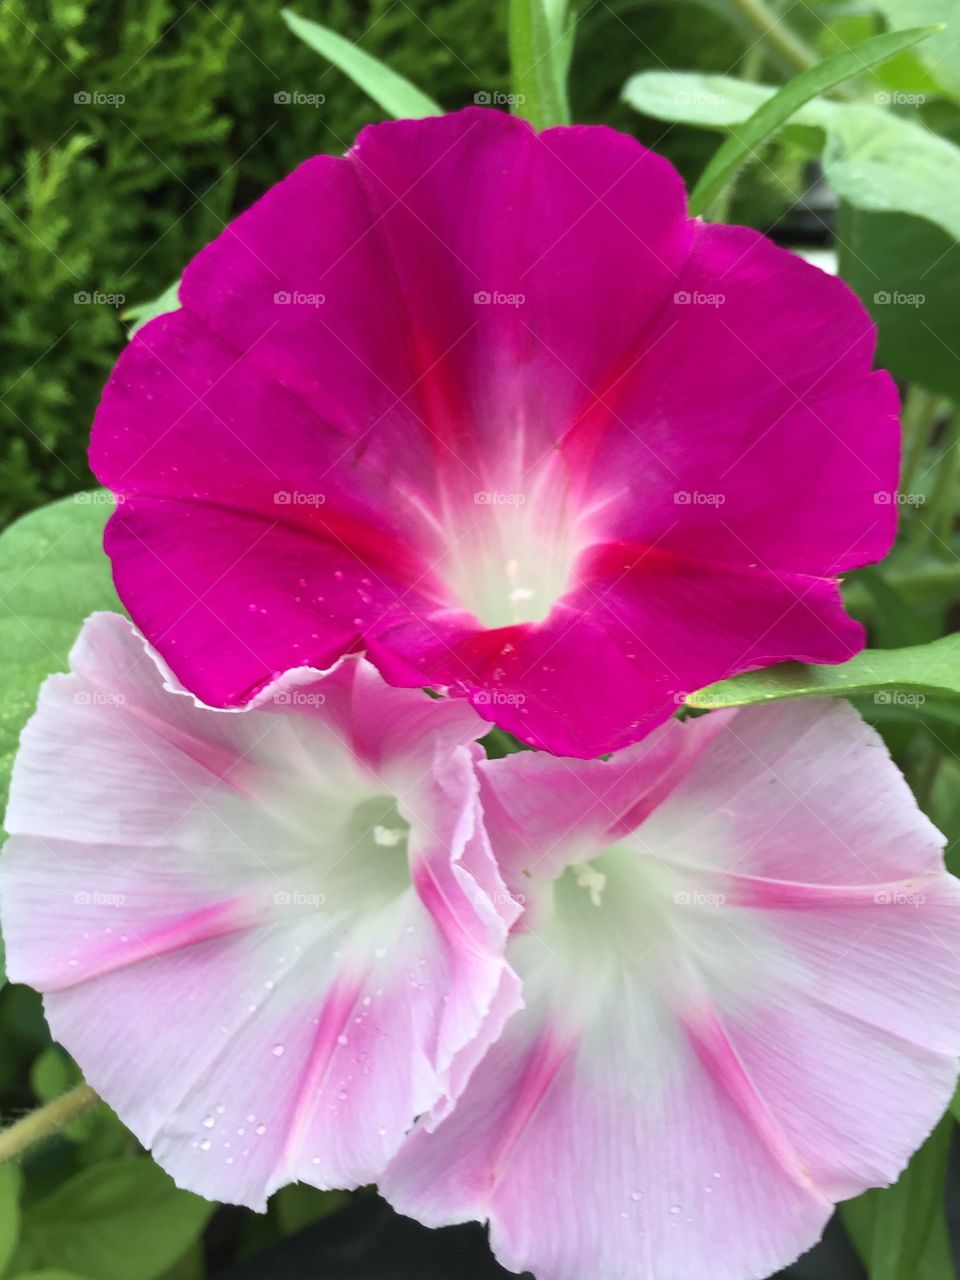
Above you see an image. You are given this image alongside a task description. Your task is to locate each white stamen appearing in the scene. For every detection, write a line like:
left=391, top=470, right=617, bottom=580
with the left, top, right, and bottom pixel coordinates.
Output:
left=573, top=863, right=607, bottom=907
left=373, top=825, right=406, bottom=848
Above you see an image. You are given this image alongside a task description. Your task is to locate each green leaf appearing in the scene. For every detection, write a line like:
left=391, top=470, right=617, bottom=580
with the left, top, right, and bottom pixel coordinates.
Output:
left=272, top=1183, right=348, bottom=1235
left=0, top=496, right=120, bottom=811
left=7, top=1273, right=94, bottom=1280
left=123, top=280, right=181, bottom=339
left=622, top=68, right=960, bottom=244
left=23, top=1159, right=213, bottom=1280
left=281, top=10, right=441, bottom=120
left=508, top=0, right=573, bottom=129
left=688, top=26, right=939, bottom=216
left=685, top=634, right=960, bottom=710
left=837, top=205, right=960, bottom=402
left=0, top=494, right=120, bottom=821
left=875, top=0, right=960, bottom=100
left=0, top=1165, right=22, bottom=1276
left=30, top=1047, right=76, bottom=1105
left=841, top=1115, right=952, bottom=1280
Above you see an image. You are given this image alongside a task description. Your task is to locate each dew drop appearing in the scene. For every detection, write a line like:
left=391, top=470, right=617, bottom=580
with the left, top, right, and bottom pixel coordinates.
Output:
left=202, top=1116, right=215, bottom=1129
left=272, top=1043, right=285, bottom=1057
left=669, top=1206, right=681, bottom=1215
left=200, top=1138, right=212, bottom=1151
left=256, top=1123, right=267, bottom=1136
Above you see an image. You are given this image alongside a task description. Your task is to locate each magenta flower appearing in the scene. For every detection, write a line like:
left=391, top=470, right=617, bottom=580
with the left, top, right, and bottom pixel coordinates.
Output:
left=383, top=699, right=960, bottom=1280
left=91, top=108, right=898, bottom=758
left=0, top=613, right=520, bottom=1208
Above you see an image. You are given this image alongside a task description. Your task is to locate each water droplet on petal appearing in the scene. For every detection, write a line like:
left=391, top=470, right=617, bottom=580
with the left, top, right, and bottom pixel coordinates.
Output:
left=272, top=1043, right=285, bottom=1057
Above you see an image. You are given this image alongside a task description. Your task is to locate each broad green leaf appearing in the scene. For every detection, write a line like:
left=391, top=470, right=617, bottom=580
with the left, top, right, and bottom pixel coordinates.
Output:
left=685, top=634, right=960, bottom=710
left=837, top=205, right=960, bottom=402
left=30, top=1046, right=75, bottom=1105
left=282, top=10, right=441, bottom=120
left=272, top=1183, right=348, bottom=1234
left=0, top=1166, right=22, bottom=1276
left=7, top=1273, right=93, bottom=1280
left=841, top=1115, right=952, bottom=1280
left=23, top=1159, right=212, bottom=1280
left=623, top=69, right=960, bottom=243
left=508, top=0, right=573, bottom=129
left=0, top=494, right=120, bottom=820
left=875, top=0, right=960, bottom=100
left=688, top=27, right=939, bottom=216
left=123, top=280, right=180, bottom=339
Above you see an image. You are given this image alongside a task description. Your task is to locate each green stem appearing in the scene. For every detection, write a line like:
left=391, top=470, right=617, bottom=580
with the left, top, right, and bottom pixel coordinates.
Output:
left=934, top=413, right=960, bottom=545
left=904, top=410, right=960, bottom=558
left=724, top=0, right=820, bottom=72
left=900, top=387, right=944, bottom=497
left=844, top=559, right=960, bottom=613
left=0, top=1083, right=99, bottom=1164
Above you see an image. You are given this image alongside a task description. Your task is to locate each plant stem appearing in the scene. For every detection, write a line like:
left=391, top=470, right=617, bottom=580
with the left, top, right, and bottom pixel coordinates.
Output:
left=724, top=0, right=820, bottom=72
left=0, top=1084, right=99, bottom=1164
left=934, top=413, right=960, bottom=545
left=900, top=387, right=944, bottom=498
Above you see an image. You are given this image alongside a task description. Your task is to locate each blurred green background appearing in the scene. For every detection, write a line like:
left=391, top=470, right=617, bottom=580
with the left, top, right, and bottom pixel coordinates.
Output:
left=2, top=2, right=960, bottom=1278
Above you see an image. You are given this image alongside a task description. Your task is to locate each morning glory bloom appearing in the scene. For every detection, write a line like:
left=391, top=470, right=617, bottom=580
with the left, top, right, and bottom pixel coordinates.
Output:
left=383, top=698, right=960, bottom=1280
left=0, top=612, right=520, bottom=1208
left=91, top=107, right=898, bottom=758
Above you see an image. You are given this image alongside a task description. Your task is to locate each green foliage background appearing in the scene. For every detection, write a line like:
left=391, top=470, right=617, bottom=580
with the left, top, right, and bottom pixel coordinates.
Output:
left=3, top=1, right=960, bottom=1278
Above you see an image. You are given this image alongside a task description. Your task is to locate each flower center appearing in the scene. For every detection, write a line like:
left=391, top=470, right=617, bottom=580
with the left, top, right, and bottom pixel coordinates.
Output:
left=439, top=466, right=584, bottom=628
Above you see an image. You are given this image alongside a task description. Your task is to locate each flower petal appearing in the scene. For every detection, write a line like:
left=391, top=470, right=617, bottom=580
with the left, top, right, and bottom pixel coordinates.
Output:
left=0, top=613, right=519, bottom=1208
left=91, top=108, right=898, bottom=757
left=383, top=699, right=960, bottom=1280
